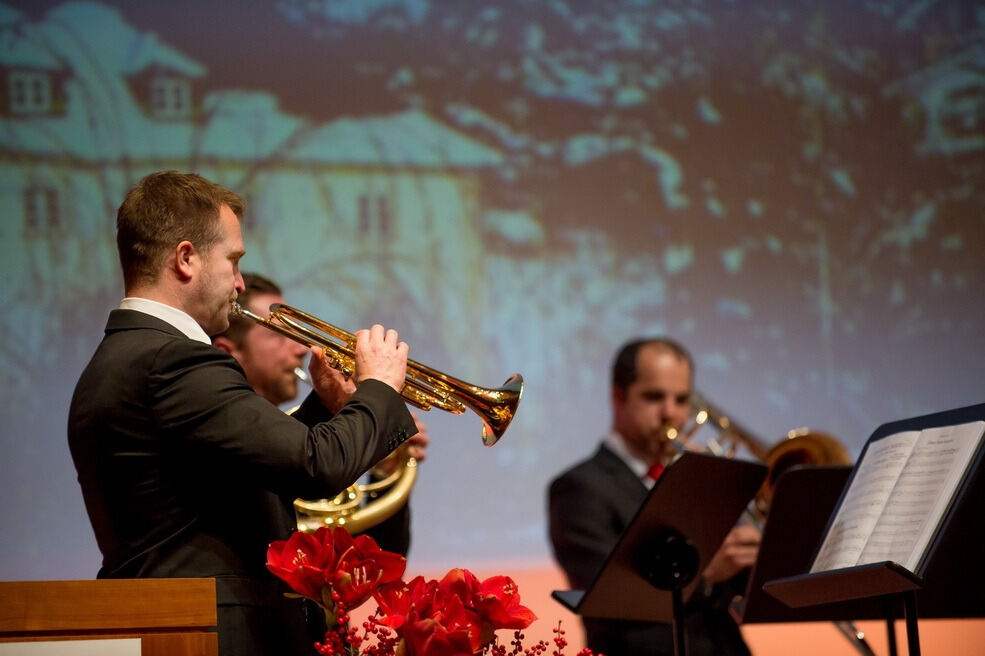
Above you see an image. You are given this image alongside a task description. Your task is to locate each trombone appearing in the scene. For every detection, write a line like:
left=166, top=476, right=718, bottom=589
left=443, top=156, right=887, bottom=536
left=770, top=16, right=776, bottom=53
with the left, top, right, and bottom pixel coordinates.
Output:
left=662, top=394, right=875, bottom=656
left=231, top=301, right=523, bottom=446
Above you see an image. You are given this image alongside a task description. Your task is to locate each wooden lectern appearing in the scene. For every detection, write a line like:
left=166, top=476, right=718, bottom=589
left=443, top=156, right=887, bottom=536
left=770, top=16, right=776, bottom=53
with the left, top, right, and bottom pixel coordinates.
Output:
left=0, top=578, right=217, bottom=656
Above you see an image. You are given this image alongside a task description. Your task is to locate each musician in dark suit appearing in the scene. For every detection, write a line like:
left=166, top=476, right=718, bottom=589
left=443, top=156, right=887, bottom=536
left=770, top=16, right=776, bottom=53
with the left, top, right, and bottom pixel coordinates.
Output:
left=548, top=337, right=759, bottom=656
left=212, top=271, right=430, bottom=556
left=68, top=171, right=418, bottom=656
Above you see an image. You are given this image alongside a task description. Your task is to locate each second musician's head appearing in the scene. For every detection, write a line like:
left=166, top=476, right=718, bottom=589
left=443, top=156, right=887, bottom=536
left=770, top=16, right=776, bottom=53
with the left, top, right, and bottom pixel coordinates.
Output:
left=611, top=337, right=693, bottom=463
left=213, top=273, right=308, bottom=405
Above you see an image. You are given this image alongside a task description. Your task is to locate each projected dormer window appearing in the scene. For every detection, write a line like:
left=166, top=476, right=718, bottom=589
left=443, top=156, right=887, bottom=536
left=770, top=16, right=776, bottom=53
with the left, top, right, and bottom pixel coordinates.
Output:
left=358, top=194, right=393, bottom=237
left=150, top=76, right=191, bottom=119
left=23, top=185, right=59, bottom=235
left=9, top=71, right=52, bottom=115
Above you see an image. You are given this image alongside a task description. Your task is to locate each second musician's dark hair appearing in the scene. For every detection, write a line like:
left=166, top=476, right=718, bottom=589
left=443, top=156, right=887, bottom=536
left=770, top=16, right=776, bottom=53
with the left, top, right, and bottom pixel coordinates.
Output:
left=611, top=337, right=694, bottom=392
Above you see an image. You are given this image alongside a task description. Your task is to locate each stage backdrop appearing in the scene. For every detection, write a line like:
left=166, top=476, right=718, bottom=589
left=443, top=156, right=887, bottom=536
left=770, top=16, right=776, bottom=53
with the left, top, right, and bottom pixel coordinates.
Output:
left=1, top=0, right=983, bottom=585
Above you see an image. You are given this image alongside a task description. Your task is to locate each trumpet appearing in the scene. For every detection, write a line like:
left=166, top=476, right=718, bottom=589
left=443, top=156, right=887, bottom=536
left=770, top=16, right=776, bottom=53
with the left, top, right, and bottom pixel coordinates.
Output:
left=232, top=301, right=523, bottom=534
left=230, top=302, right=523, bottom=446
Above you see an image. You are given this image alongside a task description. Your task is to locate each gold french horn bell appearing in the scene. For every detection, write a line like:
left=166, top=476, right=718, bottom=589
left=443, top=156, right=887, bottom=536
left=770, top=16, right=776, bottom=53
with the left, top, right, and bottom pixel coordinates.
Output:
left=230, top=301, right=524, bottom=533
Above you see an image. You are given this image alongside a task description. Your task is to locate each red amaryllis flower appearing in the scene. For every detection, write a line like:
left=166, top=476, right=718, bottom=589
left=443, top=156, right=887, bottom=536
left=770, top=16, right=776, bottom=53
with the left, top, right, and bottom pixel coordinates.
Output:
left=401, top=593, right=480, bottom=656
left=435, top=569, right=536, bottom=636
left=267, top=527, right=405, bottom=610
left=375, top=574, right=484, bottom=655
left=374, top=576, right=435, bottom=630
left=476, top=575, right=537, bottom=629
left=266, top=529, right=338, bottom=601
left=374, top=569, right=536, bottom=656
left=330, top=530, right=407, bottom=608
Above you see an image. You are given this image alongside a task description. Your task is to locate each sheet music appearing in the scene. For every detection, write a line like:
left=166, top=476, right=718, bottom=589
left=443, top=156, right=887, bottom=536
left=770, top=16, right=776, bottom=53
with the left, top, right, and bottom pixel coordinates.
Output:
left=811, top=420, right=985, bottom=574
left=810, top=430, right=920, bottom=572
left=858, top=420, right=985, bottom=570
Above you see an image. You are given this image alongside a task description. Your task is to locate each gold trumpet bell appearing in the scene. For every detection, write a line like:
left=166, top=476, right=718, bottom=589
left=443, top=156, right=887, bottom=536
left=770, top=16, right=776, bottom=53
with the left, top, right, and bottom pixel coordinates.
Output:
left=418, top=369, right=524, bottom=447
left=480, top=373, right=525, bottom=446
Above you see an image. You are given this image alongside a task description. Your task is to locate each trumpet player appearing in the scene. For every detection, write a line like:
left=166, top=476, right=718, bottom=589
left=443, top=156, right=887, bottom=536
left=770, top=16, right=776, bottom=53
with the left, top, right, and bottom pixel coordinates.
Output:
left=68, top=171, right=418, bottom=656
left=548, top=337, right=760, bottom=656
left=212, top=271, right=430, bottom=555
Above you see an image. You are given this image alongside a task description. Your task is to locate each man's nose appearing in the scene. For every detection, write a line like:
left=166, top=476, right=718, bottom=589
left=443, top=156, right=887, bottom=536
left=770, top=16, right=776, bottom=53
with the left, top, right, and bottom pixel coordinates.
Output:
left=660, top=400, right=686, bottom=422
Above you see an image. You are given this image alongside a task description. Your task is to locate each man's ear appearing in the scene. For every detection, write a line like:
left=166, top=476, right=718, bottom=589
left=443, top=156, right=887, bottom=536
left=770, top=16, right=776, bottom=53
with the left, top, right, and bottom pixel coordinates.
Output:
left=174, top=240, right=197, bottom=282
left=213, top=335, right=237, bottom=356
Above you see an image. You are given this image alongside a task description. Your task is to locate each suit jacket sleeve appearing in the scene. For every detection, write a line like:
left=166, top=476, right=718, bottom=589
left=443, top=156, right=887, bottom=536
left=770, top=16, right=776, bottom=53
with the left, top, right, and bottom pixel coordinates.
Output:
left=288, top=390, right=412, bottom=555
left=549, top=467, right=628, bottom=589
left=150, top=338, right=416, bottom=501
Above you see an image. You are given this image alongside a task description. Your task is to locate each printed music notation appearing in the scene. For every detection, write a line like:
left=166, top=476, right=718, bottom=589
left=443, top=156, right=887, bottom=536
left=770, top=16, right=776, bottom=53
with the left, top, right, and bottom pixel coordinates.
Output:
left=810, top=420, right=985, bottom=574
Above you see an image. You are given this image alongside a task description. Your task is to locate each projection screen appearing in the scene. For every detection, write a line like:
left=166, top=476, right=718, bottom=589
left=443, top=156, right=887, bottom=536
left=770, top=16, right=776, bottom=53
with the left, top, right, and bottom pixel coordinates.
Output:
left=1, top=0, right=983, bottom=582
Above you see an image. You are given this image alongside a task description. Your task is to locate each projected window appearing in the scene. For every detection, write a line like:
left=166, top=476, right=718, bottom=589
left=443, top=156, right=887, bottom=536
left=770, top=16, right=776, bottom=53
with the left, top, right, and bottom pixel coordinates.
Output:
left=149, top=76, right=191, bottom=119
left=358, top=194, right=393, bottom=237
left=23, top=186, right=59, bottom=235
left=8, top=71, right=52, bottom=115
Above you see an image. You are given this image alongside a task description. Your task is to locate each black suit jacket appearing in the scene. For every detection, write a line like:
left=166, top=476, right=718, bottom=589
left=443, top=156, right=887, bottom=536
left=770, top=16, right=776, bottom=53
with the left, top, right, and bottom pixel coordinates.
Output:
left=548, top=444, right=751, bottom=656
left=69, top=309, right=417, bottom=656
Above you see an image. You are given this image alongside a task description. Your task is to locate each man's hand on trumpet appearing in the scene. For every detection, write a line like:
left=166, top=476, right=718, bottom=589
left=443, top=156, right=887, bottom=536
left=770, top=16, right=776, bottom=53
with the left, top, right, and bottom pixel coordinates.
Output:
left=308, top=346, right=356, bottom=413
left=308, top=324, right=409, bottom=412
left=355, top=324, right=409, bottom=393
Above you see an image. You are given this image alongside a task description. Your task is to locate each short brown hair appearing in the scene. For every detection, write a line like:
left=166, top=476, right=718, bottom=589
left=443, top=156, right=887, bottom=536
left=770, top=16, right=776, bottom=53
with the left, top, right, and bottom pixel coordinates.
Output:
left=116, top=170, right=244, bottom=289
left=612, top=337, right=694, bottom=392
left=214, top=272, right=283, bottom=346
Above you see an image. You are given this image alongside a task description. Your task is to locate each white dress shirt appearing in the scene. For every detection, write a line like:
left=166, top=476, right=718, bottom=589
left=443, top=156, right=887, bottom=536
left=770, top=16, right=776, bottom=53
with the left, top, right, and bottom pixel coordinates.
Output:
left=119, top=297, right=211, bottom=345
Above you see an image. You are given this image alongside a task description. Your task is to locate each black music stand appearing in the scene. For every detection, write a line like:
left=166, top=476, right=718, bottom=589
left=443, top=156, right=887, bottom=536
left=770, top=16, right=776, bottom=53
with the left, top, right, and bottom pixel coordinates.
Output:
left=735, top=465, right=892, bottom=654
left=763, top=403, right=985, bottom=656
left=552, top=451, right=767, bottom=656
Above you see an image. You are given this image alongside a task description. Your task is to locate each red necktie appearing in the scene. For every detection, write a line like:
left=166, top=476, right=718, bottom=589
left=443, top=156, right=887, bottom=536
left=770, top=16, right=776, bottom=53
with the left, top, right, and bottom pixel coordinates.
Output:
left=646, top=462, right=665, bottom=481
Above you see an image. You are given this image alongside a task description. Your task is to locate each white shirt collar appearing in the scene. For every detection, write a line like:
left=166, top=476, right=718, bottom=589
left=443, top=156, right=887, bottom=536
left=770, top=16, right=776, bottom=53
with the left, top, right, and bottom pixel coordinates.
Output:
left=119, top=297, right=212, bottom=345
left=604, top=431, right=651, bottom=483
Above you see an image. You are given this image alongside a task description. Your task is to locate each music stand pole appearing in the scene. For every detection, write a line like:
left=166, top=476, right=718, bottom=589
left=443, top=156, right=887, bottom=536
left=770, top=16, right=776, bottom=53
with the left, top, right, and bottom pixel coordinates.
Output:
left=883, top=596, right=899, bottom=656
left=903, top=590, right=920, bottom=656
left=643, top=529, right=700, bottom=656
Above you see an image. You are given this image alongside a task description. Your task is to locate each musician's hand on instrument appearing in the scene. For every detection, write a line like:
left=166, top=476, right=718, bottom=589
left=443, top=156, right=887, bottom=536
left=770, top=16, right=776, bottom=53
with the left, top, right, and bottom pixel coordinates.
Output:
left=309, top=346, right=356, bottom=413
left=353, top=324, right=408, bottom=393
left=702, top=524, right=761, bottom=583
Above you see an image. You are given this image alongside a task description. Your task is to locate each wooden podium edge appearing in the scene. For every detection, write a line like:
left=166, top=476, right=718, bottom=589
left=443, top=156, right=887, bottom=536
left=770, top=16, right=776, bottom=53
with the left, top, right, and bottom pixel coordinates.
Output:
left=0, top=579, right=217, bottom=656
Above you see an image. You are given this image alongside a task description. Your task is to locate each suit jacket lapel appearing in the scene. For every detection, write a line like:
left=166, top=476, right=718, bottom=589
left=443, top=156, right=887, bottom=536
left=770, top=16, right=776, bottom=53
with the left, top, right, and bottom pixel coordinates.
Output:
left=594, top=443, right=649, bottom=529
